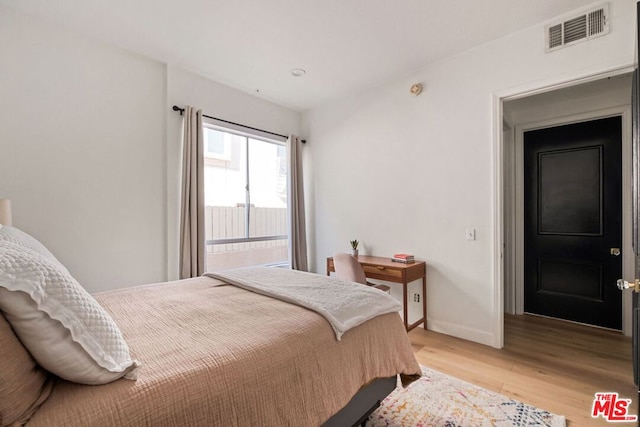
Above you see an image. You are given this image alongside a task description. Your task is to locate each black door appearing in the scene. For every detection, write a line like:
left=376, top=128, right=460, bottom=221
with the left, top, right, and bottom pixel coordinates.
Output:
left=524, top=116, right=622, bottom=329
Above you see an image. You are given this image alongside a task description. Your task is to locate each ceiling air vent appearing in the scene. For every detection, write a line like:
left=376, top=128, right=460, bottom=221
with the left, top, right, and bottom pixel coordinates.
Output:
left=545, top=4, right=609, bottom=52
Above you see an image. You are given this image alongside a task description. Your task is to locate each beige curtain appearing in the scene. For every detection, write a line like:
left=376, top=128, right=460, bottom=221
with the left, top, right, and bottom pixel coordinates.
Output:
left=288, top=135, right=308, bottom=271
left=179, top=107, right=205, bottom=279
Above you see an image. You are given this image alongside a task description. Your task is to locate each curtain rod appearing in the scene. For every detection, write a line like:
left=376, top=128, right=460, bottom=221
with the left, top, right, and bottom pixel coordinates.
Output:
left=172, top=106, right=305, bottom=143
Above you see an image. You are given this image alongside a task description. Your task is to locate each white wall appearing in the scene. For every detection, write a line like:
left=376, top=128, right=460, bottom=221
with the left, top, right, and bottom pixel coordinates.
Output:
left=505, top=74, right=633, bottom=125
left=0, top=6, right=301, bottom=291
left=302, top=0, right=636, bottom=346
left=0, top=5, right=167, bottom=293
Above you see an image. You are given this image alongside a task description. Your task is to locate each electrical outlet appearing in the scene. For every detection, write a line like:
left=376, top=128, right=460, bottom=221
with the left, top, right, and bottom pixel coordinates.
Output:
left=413, top=294, right=420, bottom=302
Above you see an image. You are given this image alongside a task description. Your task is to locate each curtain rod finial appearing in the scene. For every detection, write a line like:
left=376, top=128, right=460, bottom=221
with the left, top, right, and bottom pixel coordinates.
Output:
left=172, top=105, right=185, bottom=116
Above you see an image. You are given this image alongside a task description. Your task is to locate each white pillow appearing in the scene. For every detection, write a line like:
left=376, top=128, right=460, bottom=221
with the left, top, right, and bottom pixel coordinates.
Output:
left=0, top=225, right=59, bottom=264
left=0, top=234, right=140, bottom=385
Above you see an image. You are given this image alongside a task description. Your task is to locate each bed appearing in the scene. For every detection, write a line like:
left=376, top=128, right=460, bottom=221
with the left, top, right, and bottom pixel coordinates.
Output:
left=0, top=225, right=421, bottom=426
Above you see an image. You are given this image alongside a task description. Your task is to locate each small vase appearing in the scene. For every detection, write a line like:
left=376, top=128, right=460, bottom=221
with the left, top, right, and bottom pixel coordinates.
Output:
left=351, top=249, right=359, bottom=257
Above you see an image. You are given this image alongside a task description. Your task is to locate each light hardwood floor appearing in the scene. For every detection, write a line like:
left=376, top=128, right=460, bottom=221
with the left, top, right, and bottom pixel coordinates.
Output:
left=408, top=314, right=637, bottom=426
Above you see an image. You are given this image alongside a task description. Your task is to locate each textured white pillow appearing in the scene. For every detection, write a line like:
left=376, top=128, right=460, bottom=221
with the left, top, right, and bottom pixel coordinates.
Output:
left=0, top=232, right=140, bottom=385
left=0, top=225, right=59, bottom=264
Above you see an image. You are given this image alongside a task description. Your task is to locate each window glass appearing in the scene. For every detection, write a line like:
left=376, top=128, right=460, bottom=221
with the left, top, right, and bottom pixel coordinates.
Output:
left=203, top=125, right=288, bottom=270
left=203, top=128, right=230, bottom=160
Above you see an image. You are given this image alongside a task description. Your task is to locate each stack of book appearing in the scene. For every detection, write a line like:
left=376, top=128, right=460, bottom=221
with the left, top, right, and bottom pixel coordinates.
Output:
left=392, top=253, right=415, bottom=263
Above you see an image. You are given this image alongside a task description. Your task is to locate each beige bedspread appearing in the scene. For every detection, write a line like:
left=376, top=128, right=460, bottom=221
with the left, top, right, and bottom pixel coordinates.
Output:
left=27, top=276, right=421, bottom=426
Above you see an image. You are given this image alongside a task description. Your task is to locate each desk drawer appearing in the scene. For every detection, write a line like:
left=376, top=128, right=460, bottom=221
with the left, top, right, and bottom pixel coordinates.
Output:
left=362, top=264, right=402, bottom=280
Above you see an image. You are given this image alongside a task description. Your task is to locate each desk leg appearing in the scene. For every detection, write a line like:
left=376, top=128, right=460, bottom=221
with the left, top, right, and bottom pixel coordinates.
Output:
left=403, top=282, right=409, bottom=331
left=422, top=276, right=427, bottom=329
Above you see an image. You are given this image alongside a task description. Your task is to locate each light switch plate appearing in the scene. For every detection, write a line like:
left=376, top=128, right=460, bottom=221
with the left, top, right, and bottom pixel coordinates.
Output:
left=466, top=228, right=476, bottom=241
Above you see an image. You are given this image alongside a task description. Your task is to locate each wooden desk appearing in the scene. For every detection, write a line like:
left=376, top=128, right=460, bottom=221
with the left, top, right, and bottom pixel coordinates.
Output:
left=326, top=255, right=427, bottom=331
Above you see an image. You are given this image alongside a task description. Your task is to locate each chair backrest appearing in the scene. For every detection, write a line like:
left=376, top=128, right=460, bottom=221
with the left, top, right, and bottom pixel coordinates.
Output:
left=333, top=252, right=366, bottom=284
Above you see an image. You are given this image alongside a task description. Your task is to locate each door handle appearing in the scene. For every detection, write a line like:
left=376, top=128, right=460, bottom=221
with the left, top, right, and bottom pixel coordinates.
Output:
left=611, top=247, right=621, bottom=256
left=617, top=279, right=640, bottom=292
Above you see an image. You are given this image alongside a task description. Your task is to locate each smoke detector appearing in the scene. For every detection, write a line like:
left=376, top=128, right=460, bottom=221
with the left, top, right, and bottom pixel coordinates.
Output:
left=410, top=83, right=423, bottom=96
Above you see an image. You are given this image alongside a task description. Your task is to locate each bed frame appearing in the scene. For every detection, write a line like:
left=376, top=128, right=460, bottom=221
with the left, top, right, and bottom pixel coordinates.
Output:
left=322, top=375, right=397, bottom=427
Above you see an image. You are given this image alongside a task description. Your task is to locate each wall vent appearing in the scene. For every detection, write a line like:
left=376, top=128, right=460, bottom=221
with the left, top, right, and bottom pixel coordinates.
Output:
left=545, top=4, right=609, bottom=52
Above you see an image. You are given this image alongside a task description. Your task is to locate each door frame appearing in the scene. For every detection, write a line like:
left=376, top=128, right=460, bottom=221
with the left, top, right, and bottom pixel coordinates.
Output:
left=513, top=109, right=631, bottom=334
left=491, top=65, right=635, bottom=348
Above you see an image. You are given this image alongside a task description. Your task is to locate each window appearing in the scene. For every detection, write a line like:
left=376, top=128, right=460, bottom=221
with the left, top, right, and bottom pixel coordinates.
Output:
left=203, top=124, right=288, bottom=271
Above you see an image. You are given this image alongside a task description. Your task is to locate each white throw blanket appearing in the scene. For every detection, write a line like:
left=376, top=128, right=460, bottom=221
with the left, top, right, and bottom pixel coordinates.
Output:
left=205, top=267, right=402, bottom=340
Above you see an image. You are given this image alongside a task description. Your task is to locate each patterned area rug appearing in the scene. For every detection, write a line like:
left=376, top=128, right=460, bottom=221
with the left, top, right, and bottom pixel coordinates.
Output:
left=367, top=365, right=566, bottom=427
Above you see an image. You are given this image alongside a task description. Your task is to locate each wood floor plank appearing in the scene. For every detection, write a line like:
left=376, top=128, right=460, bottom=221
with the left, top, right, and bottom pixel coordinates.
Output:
left=408, top=314, right=638, bottom=426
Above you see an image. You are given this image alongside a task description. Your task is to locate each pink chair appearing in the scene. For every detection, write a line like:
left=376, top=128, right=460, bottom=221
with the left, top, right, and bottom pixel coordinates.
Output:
left=333, top=253, right=390, bottom=293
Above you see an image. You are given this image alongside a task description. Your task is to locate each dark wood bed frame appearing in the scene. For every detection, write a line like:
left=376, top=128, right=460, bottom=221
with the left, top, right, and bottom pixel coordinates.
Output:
left=322, top=376, right=397, bottom=427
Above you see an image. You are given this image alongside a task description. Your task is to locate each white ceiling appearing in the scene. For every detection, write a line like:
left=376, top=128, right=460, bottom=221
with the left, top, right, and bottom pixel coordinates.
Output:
left=3, top=0, right=597, bottom=111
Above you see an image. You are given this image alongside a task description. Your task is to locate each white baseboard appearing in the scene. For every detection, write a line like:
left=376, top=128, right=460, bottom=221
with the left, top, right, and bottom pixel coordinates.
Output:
left=426, top=317, right=495, bottom=348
